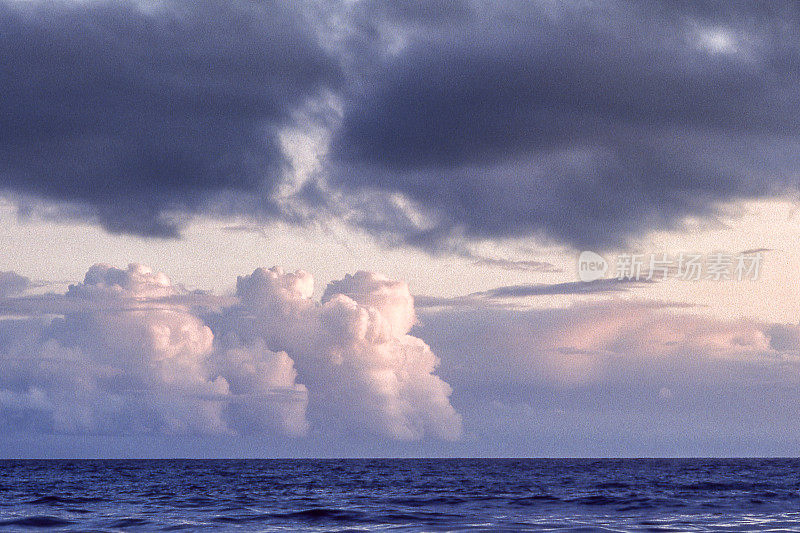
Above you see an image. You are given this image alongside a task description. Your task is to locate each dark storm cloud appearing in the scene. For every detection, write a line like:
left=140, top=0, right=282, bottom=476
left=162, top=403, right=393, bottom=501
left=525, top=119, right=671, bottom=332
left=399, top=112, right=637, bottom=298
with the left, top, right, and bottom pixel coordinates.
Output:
left=0, top=0, right=340, bottom=237
left=357, top=0, right=473, bottom=25
left=4, top=0, right=800, bottom=248
left=331, top=0, right=800, bottom=249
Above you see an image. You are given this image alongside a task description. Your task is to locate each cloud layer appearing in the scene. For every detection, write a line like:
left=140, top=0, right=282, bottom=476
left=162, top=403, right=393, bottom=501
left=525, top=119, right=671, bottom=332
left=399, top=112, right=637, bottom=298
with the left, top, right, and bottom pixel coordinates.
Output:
left=2, top=1, right=800, bottom=248
left=0, top=264, right=460, bottom=441
left=416, top=299, right=800, bottom=455
left=330, top=1, right=800, bottom=248
left=0, top=0, right=339, bottom=236
left=4, top=263, right=800, bottom=455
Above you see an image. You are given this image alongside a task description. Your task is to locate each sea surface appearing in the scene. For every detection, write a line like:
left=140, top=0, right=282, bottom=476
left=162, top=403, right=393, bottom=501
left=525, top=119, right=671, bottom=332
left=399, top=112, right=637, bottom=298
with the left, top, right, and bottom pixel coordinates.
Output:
left=0, top=459, right=799, bottom=531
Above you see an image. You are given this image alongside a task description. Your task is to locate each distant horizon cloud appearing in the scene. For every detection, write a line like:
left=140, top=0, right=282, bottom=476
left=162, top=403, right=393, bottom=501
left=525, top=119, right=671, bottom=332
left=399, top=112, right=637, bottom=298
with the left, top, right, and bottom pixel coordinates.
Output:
left=0, top=271, right=30, bottom=297
left=414, top=299, right=800, bottom=456
left=0, top=263, right=460, bottom=442
left=1, top=262, right=800, bottom=455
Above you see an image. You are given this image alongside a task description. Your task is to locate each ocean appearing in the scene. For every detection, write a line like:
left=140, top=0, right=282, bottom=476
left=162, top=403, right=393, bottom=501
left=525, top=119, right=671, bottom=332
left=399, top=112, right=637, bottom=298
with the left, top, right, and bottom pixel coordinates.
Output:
left=0, top=458, right=798, bottom=531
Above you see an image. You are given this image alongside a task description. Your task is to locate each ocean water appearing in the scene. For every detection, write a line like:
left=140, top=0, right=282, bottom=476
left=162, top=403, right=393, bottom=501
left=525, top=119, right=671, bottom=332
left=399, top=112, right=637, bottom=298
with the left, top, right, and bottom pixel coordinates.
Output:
left=0, top=459, right=799, bottom=531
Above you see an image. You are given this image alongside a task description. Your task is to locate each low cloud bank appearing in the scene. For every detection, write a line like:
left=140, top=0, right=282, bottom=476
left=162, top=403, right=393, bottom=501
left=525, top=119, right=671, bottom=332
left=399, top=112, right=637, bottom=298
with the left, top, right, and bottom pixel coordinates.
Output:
left=0, top=264, right=461, bottom=441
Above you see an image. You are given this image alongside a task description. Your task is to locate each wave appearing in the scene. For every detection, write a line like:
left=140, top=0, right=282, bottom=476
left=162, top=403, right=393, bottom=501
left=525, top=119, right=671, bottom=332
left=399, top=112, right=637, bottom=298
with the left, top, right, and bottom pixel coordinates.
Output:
left=0, top=516, right=74, bottom=528
left=26, top=495, right=106, bottom=505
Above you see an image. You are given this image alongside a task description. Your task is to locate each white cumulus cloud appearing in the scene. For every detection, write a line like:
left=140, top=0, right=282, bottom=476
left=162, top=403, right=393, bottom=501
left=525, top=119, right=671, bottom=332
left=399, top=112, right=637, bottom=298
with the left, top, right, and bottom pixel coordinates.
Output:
left=229, top=266, right=462, bottom=440
left=0, top=263, right=461, bottom=442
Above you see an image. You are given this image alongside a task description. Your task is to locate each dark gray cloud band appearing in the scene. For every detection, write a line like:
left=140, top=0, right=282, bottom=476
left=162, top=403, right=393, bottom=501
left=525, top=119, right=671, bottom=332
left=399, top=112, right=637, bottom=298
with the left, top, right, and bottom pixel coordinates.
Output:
left=330, top=1, right=800, bottom=248
left=2, top=0, right=800, bottom=246
left=0, top=0, right=339, bottom=236
left=415, top=277, right=650, bottom=309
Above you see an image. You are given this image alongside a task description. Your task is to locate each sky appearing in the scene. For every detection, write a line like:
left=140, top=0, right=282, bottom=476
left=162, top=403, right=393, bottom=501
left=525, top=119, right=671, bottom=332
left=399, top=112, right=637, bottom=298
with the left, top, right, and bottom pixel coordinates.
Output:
left=1, top=0, right=800, bottom=457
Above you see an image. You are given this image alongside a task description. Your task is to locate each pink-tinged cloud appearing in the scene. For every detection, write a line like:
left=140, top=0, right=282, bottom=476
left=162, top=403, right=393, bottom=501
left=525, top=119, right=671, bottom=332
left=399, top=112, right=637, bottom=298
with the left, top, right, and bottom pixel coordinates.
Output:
left=0, top=263, right=460, bottom=441
left=234, top=267, right=461, bottom=440
left=418, top=299, right=799, bottom=390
